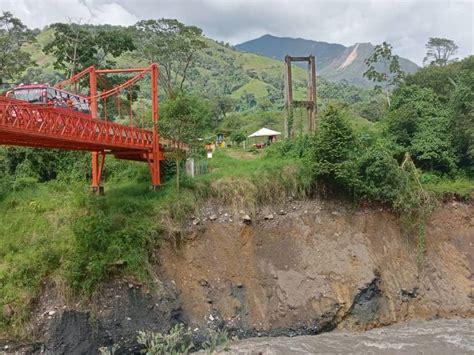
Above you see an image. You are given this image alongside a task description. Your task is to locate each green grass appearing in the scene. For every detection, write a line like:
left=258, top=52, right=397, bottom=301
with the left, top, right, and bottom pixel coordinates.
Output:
left=201, top=148, right=292, bottom=179
left=231, top=79, right=274, bottom=99
left=422, top=174, right=474, bottom=199
left=0, top=181, right=77, bottom=337
left=193, top=149, right=308, bottom=212
left=0, top=173, right=192, bottom=338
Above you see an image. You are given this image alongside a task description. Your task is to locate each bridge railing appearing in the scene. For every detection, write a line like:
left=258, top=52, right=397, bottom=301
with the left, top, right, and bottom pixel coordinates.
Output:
left=0, top=97, right=154, bottom=150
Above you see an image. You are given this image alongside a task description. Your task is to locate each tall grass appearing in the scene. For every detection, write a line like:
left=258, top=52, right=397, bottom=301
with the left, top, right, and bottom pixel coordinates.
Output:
left=194, top=149, right=309, bottom=213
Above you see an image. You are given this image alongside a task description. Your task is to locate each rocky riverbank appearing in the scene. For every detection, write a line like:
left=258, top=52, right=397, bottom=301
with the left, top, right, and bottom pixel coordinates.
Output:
left=2, top=199, right=473, bottom=353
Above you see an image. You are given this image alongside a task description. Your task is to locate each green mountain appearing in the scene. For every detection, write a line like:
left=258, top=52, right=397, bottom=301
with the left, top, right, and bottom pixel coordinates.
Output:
left=234, top=34, right=346, bottom=70
left=236, top=35, right=419, bottom=88
left=22, top=28, right=370, bottom=112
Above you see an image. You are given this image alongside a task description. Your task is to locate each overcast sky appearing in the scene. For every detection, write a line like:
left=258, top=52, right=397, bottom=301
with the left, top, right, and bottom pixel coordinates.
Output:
left=1, top=0, right=473, bottom=65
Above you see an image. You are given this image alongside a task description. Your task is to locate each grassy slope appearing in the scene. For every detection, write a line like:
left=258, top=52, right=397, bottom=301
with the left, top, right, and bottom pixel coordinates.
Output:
left=0, top=182, right=76, bottom=336
left=25, top=31, right=310, bottom=103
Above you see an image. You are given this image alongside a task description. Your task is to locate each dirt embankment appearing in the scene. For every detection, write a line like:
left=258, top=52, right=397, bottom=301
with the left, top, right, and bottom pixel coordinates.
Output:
left=4, top=199, right=473, bottom=353
left=160, top=199, right=473, bottom=336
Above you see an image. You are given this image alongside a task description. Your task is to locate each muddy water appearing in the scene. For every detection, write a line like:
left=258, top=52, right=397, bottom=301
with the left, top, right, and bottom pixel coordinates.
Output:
left=219, top=319, right=474, bottom=354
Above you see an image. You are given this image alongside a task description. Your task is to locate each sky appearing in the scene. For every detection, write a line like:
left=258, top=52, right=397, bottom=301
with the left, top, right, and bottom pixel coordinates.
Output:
left=1, top=0, right=473, bottom=65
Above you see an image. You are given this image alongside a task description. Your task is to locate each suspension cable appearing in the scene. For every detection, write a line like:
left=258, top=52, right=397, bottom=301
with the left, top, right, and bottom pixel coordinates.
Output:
left=140, top=80, right=145, bottom=130
left=117, top=92, right=121, bottom=119
left=129, top=89, right=133, bottom=127
left=103, top=97, right=107, bottom=121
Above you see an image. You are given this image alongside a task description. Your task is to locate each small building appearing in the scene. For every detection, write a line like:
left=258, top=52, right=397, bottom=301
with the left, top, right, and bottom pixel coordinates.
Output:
left=216, top=133, right=225, bottom=148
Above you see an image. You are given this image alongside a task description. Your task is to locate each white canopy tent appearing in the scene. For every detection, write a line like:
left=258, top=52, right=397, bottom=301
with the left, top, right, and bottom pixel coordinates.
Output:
left=247, top=128, right=281, bottom=149
left=248, top=128, right=281, bottom=138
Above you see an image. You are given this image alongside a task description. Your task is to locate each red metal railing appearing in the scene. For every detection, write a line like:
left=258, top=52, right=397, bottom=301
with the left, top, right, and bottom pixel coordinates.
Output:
left=0, top=96, right=153, bottom=152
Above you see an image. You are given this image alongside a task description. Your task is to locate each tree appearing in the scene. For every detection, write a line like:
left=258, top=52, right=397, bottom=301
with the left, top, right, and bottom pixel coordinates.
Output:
left=0, top=11, right=35, bottom=85
left=387, top=86, right=457, bottom=173
left=134, top=19, right=207, bottom=98
left=423, top=37, right=458, bottom=66
left=230, top=131, right=247, bottom=146
left=258, top=97, right=273, bottom=111
left=363, top=42, right=405, bottom=107
left=159, top=94, right=211, bottom=190
left=44, top=22, right=135, bottom=77
left=450, top=58, right=474, bottom=171
left=44, top=22, right=95, bottom=77
left=310, top=104, right=357, bottom=190
left=211, top=96, right=235, bottom=128
left=405, top=59, right=463, bottom=102
left=94, top=28, right=136, bottom=67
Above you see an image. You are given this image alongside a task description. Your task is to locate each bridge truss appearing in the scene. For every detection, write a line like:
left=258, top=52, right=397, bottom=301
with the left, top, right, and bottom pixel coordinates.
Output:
left=0, top=64, right=177, bottom=192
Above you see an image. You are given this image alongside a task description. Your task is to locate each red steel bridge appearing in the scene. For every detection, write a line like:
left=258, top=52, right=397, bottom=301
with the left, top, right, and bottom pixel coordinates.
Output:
left=0, top=64, right=180, bottom=192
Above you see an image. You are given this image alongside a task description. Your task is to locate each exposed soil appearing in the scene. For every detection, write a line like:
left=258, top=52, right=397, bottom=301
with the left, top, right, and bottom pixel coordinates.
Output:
left=159, top=199, right=473, bottom=339
left=1, top=199, right=473, bottom=354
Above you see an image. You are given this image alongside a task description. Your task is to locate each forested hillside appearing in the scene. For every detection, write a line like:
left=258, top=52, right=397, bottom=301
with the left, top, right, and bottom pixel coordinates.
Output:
left=20, top=26, right=370, bottom=112
left=13, top=22, right=377, bottom=136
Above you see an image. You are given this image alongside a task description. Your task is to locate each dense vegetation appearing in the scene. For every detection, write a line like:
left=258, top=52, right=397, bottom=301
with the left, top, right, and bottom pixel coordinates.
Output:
left=0, top=12, right=472, bottom=344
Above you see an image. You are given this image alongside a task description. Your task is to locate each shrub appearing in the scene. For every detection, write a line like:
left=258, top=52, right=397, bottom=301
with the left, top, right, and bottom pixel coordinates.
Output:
left=354, top=146, right=405, bottom=203
left=309, top=104, right=358, bottom=192
left=265, top=134, right=312, bottom=159
left=137, top=325, right=230, bottom=354
left=230, top=131, right=247, bottom=146
left=137, top=324, right=193, bottom=355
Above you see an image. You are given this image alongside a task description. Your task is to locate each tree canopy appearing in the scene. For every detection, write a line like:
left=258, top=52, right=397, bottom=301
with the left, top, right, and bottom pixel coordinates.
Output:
left=423, top=37, right=458, bottom=66
left=0, top=11, right=35, bottom=85
left=363, top=41, right=405, bottom=106
left=134, top=19, right=207, bottom=98
left=44, top=23, right=135, bottom=76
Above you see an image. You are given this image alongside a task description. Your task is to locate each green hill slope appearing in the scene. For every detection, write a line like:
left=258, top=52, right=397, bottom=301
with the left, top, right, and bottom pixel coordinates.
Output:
left=22, top=27, right=370, bottom=111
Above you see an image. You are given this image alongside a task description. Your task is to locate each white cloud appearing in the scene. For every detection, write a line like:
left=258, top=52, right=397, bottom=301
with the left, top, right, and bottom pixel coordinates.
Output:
left=1, top=0, right=137, bottom=27
left=1, top=0, right=472, bottom=64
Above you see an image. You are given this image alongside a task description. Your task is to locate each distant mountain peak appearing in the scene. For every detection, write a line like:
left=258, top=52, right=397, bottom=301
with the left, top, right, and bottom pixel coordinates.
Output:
left=235, top=35, right=418, bottom=88
left=338, top=43, right=359, bottom=70
left=236, top=35, right=346, bottom=69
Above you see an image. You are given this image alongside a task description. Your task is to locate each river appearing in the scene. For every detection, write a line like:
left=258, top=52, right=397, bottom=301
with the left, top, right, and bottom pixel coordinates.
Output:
left=218, top=319, right=474, bottom=354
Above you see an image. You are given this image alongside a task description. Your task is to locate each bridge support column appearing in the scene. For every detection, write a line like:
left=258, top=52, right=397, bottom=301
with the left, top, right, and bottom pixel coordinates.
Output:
left=92, top=151, right=105, bottom=194
left=149, top=63, right=161, bottom=191
left=148, top=151, right=161, bottom=191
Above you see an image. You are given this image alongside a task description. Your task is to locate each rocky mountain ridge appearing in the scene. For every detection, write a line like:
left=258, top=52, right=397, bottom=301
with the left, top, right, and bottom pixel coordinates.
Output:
left=236, top=34, right=419, bottom=87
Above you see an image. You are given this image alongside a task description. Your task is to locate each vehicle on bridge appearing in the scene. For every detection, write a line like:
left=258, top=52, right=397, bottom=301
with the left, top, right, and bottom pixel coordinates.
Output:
left=5, top=84, right=90, bottom=114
